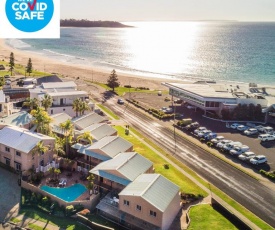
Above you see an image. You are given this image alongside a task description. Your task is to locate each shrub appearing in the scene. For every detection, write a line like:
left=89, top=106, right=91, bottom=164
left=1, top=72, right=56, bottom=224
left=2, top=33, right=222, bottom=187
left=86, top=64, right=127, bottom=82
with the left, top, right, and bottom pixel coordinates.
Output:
left=66, top=205, right=74, bottom=216
left=74, top=204, right=84, bottom=212
left=163, top=164, right=169, bottom=169
left=124, top=85, right=131, bottom=88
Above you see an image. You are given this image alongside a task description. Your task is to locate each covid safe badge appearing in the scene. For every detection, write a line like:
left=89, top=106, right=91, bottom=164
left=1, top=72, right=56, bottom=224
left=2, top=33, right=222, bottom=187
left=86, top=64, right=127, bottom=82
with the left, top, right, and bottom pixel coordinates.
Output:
left=0, top=0, right=60, bottom=38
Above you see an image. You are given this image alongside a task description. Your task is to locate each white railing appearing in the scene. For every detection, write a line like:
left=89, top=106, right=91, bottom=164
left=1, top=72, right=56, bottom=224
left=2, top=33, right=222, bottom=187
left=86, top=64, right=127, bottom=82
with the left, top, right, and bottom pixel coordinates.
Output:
left=36, top=161, right=59, bottom=173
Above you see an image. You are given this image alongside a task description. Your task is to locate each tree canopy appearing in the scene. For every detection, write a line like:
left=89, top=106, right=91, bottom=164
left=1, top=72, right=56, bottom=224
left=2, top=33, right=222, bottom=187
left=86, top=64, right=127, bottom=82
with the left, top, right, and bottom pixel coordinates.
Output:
left=9, top=52, right=15, bottom=76
left=107, top=69, right=120, bottom=91
left=26, top=58, right=33, bottom=76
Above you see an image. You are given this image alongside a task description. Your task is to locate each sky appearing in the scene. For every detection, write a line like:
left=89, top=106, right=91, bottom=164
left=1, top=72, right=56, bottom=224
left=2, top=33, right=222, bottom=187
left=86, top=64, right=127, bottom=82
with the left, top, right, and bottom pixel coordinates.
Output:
left=60, top=0, right=275, bottom=22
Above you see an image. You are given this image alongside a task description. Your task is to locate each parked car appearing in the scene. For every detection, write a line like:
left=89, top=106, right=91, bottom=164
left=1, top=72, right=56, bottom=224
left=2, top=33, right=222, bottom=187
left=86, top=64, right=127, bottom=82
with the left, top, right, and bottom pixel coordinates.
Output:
left=258, top=134, right=275, bottom=142
left=210, top=136, right=224, bottom=145
left=238, top=152, right=256, bottom=161
left=117, top=98, right=124, bottom=105
left=230, top=123, right=240, bottom=129
left=194, top=127, right=207, bottom=135
left=4, top=75, right=10, bottom=79
left=165, top=108, right=174, bottom=114
left=244, top=128, right=258, bottom=136
left=250, top=155, right=267, bottom=165
left=263, top=126, right=274, bottom=134
left=175, top=113, right=184, bottom=119
left=222, top=141, right=242, bottom=152
left=230, top=145, right=250, bottom=156
left=174, top=99, right=183, bottom=104
left=185, top=122, right=200, bottom=131
left=197, top=130, right=212, bottom=138
left=237, top=125, right=249, bottom=131
left=216, top=140, right=232, bottom=149
left=256, top=125, right=265, bottom=133
left=204, top=132, right=217, bottom=141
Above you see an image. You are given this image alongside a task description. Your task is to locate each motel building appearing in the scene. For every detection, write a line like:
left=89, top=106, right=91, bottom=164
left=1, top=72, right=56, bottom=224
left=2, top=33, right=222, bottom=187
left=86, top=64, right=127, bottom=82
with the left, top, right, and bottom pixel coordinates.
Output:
left=162, top=82, right=273, bottom=118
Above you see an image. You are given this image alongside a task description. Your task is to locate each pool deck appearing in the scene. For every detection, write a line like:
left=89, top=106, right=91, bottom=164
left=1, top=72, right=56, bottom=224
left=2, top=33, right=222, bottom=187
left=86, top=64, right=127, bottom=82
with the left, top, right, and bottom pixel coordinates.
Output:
left=39, top=170, right=90, bottom=202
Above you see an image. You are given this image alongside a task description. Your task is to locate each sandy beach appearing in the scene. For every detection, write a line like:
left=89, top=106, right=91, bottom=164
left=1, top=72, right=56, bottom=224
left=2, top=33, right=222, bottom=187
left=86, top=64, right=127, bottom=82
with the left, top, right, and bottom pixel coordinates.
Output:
left=0, top=39, right=172, bottom=90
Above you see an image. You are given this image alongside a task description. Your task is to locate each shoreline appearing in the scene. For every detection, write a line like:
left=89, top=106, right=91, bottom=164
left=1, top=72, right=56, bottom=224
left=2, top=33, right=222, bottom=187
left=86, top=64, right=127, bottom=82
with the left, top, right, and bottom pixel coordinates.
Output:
left=1, top=39, right=274, bottom=89
left=0, top=39, right=176, bottom=90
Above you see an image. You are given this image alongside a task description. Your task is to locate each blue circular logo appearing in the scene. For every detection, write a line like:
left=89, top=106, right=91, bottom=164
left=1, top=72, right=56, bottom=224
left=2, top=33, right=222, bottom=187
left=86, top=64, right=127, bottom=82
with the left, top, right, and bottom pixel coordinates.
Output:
left=5, top=0, right=54, bottom=33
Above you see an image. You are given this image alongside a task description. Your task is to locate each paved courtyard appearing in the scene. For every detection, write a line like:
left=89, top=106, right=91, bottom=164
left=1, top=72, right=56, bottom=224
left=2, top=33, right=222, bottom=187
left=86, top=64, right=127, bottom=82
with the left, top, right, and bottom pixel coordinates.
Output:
left=0, top=167, right=20, bottom=222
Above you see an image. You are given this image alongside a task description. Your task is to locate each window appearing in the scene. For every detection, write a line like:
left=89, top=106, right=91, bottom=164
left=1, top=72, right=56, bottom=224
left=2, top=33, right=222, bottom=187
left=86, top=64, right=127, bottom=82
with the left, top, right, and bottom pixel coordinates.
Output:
left=5, top=147, right=10, bottom=152
left=136, top=205, right=142, bottom=211
left=5, top=158, right=10, bottom=166
left=123, top=200, right=130, bottom=206
left=15, top=162, right=21, bottom=171
left=16, top=151, right=21, bottom=157
left=150, top=210, right=156, bottom=217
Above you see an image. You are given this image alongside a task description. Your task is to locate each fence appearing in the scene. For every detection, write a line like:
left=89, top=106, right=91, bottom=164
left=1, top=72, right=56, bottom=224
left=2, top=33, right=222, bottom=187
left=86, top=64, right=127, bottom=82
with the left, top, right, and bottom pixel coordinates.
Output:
left=21, top=180, right=100, bottom=210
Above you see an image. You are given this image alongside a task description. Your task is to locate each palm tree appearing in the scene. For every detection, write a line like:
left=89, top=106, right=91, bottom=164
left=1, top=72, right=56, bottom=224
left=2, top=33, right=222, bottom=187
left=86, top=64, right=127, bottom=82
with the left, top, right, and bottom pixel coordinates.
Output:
left=53, top=135, right=66, bottom=157
left=86, top=173, right=95, bottom=195
left=59, top=120, right=74, bottom=155
left=77, top=131, right=93, bottom=144
left=41, top=94, right=53, bottom=112
left=72, top=98, right=82, bottom=117
left=31, top=107, right=52, bottom=134
left=31, top=141, right=49, bottom=172
left=79, top=100, right=91, bottom=116
left=54, top=168, right=61, bottom=180
left=23, top=97, right=40, bottom=110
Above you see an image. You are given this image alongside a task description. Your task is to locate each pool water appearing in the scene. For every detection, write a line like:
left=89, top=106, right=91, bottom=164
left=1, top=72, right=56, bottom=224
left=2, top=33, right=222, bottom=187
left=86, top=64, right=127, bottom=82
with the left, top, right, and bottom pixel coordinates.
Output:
left=40, top=183, right=87, bottom=202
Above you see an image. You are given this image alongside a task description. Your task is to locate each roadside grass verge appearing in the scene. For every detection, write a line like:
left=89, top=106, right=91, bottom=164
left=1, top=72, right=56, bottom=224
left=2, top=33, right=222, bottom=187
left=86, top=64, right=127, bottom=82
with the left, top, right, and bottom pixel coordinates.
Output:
left=188, top=204, right=238, bottom=230
left=114, top=126, right=207, bottom=196
left=90, top=81, right=165, bottom=96
left=96, top=104, right=120, bottom=120
left=10, top=217, right=21, bottom=223
left=19, top=207, right=87, bottom=230
left=0, top=61, right=50, bottom=77
left=127, top=126, right=272, bottom=230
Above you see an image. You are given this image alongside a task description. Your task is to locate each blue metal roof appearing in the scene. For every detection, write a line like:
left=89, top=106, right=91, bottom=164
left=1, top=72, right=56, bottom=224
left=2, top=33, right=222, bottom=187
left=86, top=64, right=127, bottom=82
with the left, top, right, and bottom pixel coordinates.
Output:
left=96, top=170, right=131, bottom=186
left=85, top=150, right=111, bottom=161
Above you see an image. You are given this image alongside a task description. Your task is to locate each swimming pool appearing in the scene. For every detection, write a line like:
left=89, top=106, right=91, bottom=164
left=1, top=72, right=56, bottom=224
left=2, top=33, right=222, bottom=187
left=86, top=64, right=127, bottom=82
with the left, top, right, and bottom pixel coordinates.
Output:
left=40, top=183, right=87, bottom=202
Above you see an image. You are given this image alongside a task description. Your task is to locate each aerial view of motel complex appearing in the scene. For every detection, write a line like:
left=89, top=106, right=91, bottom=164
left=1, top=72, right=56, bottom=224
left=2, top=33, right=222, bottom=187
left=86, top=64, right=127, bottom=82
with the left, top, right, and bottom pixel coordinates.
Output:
left=0, top=57, right=275, bottom=230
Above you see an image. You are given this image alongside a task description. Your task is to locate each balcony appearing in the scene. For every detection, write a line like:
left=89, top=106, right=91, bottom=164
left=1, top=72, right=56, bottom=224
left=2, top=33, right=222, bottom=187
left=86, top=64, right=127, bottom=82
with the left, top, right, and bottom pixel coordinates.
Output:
left=36, top=161, right=59, bottom=173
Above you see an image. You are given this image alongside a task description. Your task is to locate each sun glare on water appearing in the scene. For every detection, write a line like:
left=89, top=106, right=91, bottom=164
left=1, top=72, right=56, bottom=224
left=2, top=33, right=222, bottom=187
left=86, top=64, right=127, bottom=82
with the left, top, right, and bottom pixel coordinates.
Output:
left=121, top=21, right=202, bottom=76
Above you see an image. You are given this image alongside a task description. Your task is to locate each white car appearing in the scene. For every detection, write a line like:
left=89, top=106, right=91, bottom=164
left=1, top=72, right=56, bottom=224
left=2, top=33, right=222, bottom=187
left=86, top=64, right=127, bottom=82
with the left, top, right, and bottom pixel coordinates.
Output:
left=258, top=134, right=275, bottom=142
left=211, top=136, right=224, bottom=144
left=238, top=152, right=256, bottom=161
left=256, top=125, right=265, bottom=132
left=222, top=141, right=242, bottom=152
left=244, top=128, right=258, bottom=136
left=237, top=125, right=248, bottom=131
left=216, top=140, right=231, bottom=149
left=230, top=123, right=240, bottom=129
left=230, top=145, right=250, bottom=156
left=250, top=155, right=267, bottom=165
left=194, top=127, right=207, bottom=135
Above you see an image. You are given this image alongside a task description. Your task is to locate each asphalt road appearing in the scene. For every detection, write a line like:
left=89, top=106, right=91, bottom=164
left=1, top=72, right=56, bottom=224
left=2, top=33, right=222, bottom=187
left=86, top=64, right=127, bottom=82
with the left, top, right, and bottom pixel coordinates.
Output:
left=100, top=97, right=275, bottom=228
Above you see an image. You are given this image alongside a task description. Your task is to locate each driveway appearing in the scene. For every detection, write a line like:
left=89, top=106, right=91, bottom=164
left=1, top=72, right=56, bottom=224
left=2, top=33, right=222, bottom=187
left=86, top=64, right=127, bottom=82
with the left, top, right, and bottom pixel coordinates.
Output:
left=0, top=167, right=20, bottom=222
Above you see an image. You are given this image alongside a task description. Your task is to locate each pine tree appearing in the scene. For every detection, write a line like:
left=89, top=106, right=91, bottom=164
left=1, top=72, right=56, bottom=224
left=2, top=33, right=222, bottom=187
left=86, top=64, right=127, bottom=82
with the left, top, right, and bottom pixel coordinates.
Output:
left=26, top=58, right=33, bottom=76
left=107, top=69, right=120, bottom=91
left=9, top=52, right=15, bottom=76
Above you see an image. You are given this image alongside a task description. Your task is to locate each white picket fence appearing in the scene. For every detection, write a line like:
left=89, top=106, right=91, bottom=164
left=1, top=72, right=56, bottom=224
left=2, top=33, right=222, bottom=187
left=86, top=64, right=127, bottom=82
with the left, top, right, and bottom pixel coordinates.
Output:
left=36, top=161, right=60, bottom=173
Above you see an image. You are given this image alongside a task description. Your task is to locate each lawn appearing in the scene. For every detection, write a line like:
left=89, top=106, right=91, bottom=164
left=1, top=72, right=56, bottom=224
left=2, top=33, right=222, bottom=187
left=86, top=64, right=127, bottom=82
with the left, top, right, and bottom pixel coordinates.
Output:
left=114, top=126, right=207, bottom=196
left=91, top=81, right=166, bottom=96
left=188, top=204, right=238, bottom=230
left=96, top=104, right=120, bottom=120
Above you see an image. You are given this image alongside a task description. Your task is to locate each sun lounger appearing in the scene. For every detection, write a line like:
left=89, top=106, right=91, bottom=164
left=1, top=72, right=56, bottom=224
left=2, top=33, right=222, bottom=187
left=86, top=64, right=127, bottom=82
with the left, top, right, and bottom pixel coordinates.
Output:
left=59, top=178, right=67, bottom=186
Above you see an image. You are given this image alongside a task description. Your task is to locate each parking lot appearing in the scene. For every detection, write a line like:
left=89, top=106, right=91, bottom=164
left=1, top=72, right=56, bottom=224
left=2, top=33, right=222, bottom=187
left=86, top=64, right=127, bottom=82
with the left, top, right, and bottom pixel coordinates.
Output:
left=127, top=93, right=275, bottom=172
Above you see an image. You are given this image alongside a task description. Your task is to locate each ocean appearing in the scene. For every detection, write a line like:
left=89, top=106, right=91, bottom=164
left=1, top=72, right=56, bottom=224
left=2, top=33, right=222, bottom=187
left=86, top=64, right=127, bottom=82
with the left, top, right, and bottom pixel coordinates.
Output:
left=5, top=21, right=275, bottom=85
